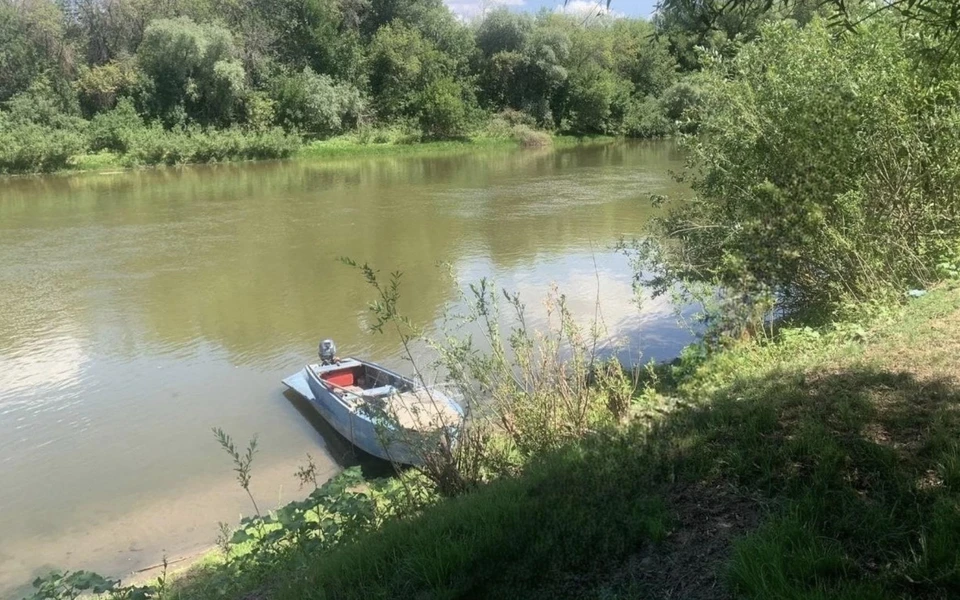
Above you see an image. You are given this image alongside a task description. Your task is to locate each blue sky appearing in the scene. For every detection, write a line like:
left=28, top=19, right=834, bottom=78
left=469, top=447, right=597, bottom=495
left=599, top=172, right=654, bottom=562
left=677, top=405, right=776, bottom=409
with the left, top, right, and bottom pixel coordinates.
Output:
left=444, top=0, right=658, bottom=20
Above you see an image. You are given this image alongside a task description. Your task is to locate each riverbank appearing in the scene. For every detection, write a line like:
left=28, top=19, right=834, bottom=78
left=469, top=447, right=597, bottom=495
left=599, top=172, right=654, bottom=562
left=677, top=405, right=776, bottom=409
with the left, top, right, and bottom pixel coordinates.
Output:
left=48, top=282, right=960, bottom=599
left=33, top=131, right=618, bottom=177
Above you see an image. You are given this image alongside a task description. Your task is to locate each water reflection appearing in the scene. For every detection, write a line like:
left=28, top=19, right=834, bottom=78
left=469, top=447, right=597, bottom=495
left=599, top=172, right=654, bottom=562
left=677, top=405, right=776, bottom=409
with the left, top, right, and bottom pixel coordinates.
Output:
left=0, top=141, right=690, bottom=595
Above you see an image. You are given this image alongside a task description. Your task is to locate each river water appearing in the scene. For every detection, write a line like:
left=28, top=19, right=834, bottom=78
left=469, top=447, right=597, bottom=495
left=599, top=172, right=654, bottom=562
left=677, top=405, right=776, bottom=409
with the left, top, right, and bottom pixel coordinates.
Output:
left=0, top=141, right=691, bottom=596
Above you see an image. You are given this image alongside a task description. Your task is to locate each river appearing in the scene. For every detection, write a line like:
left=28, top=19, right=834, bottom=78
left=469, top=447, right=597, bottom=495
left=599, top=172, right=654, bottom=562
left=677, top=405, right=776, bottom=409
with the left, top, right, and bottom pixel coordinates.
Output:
left=0, top=141, right=691, bottom=596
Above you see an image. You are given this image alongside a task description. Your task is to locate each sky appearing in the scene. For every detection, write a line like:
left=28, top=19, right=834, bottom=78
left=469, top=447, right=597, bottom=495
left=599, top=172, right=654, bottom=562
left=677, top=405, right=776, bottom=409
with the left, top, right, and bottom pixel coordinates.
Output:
left=443, top=0, right=658, bottom=20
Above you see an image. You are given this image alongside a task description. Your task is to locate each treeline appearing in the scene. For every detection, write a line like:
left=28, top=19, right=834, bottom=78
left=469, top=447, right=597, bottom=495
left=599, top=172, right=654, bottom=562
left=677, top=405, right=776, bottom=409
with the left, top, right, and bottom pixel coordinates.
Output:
left=0, top=0, right=714, bottom=174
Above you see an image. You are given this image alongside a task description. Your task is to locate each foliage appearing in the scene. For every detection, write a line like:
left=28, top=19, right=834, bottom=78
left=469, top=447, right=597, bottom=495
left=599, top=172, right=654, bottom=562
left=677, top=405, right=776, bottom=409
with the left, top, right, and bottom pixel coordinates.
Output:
left=622, top=95, right=671, bottom=138
left=0, top=0, right=69, bottom=103
left=0, top=0, right=703, bottom=176
left=658, top=75, right=704, bottom=127
left=270, top=68, right=365, bottom=138
left=136, top=17, right=246, bottom=127
left=75, top=59, right=140, bottom=116
left=88, top=98, right=144, bottom=153
left=121, top=125, right=300, bottom=166
left=0, top=123, right=86, bottom=174
left=4, top=75, right=83, bottom=129
left=642, top=18, right=960, bottom=315
left=24, top=571, right=120, bottom=600
left=415, top=76, right=472, bottom=139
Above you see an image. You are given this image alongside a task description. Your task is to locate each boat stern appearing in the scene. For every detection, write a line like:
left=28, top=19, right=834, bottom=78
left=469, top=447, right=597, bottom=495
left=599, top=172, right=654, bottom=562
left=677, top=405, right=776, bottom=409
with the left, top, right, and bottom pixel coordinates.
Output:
left=281, top=368, right=315, bottom=401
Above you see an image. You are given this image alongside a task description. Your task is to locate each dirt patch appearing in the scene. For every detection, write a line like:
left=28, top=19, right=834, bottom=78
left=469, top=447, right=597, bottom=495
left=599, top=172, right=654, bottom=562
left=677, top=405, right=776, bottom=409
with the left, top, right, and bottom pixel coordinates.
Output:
left=607, top=483, right=761, bottom=599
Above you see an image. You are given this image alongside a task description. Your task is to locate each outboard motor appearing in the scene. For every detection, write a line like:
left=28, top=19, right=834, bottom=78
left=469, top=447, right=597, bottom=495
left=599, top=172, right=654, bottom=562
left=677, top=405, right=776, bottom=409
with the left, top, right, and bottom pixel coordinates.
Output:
left=319, top=339, right=337, bottom=365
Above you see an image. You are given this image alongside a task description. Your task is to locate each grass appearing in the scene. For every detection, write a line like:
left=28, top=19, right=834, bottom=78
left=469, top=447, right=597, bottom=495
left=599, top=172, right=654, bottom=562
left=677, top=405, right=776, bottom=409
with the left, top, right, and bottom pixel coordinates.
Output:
left=12, top=130, right=617, bottom=178
left=150, top=283, right=960, bottom=600
left=298, top=132, right=616, bottom=160
left=69, top=151, right=123, bottom=171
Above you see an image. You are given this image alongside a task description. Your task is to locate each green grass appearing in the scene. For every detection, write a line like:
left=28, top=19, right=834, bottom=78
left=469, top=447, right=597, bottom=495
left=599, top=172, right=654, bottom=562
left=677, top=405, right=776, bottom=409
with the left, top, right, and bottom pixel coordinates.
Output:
left=298, top=135, right=517, bottom=159
left=297, top=132, right=616, bottom=160
left=13, top=131, right=617, bottom=178
left=68, top=151, right=123, bottom=172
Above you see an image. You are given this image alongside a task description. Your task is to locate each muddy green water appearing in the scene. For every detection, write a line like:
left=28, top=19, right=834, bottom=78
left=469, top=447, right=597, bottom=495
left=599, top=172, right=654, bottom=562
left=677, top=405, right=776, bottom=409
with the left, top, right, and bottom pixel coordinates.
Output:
left=0, top=141, right=690, bottom=596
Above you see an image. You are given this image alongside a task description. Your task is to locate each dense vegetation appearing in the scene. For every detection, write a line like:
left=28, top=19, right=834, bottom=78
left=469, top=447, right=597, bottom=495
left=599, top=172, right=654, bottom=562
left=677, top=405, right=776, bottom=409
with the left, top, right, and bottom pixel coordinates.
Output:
left=622, top=2, right=960, bottom=322
left=0, top=0, right=702, bottom=174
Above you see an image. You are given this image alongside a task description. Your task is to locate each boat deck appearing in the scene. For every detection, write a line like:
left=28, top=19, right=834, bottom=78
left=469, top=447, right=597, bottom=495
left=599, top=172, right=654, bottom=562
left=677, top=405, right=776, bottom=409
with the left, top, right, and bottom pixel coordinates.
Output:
left=341, top=387, right=462, bottom=431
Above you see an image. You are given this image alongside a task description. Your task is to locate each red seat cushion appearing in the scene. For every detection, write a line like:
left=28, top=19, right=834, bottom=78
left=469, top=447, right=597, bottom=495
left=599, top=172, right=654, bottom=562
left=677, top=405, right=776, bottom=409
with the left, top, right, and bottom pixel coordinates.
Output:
left=322, top=367, right=358, bottom=387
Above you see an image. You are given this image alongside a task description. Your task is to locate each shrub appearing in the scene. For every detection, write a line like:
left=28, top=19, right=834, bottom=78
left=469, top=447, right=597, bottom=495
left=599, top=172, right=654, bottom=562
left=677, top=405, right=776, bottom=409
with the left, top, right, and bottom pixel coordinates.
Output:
left=416, top=76, right=472, bottom=140
left=87, top=98, right=144, bottom=153
left=0, top=123, right=86, bottom=174
left=5, top=75, right=84, bottom=130
left=658, top=76, right=704, bottom=130
left=123, top=125, right=301, bottom=166
left=623, top=95, right=671, bottom=138
left=75, top=59, right=139, bottom=116
left=645, top=18, right=960, bottom=314
left=270, top=68, right=365, bottom=138
left=511, top=124, right=551, bottom=147
left=565, top=69, right=632, bottom=135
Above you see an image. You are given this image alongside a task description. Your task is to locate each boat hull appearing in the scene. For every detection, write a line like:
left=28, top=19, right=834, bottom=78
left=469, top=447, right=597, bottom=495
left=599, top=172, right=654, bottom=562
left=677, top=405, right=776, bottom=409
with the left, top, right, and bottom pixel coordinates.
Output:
left=282, top=361, right=456, bottom=465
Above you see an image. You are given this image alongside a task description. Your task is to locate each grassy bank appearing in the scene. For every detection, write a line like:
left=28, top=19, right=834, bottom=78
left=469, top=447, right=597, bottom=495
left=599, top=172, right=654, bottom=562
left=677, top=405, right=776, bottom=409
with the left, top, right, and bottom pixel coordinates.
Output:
left=18, top=131, right=617, bottom=177
left=299, top=133, right=616, bottom=160
left=64, top=284, right=952, bottom=600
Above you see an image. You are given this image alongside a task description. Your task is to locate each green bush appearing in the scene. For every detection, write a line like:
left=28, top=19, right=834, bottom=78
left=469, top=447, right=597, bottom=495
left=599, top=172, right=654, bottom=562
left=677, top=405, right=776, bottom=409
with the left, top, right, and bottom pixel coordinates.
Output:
left=647, top=18, right=960, bottom=313
left=87, top=98, right=145, bottom=153
left=658, top=76, right=704, bottom=131
left=511, top=124, right=551, bottom=147
left=0, top=123, right=86, bottom=174
left=122, top=125, right=301, bottom=166
left=270, top=68, right=365, bottom=138
left=416, top=76, right=472, bottom=139
left=623, top=95, right=671, bottom=138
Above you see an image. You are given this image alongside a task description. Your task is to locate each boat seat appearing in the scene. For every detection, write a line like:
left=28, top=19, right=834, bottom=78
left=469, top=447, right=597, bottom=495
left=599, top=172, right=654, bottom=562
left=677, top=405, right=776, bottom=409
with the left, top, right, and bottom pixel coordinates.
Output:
left=337, top=385, right=364, bottom=397
left=362, top=385, right=396, bottom=398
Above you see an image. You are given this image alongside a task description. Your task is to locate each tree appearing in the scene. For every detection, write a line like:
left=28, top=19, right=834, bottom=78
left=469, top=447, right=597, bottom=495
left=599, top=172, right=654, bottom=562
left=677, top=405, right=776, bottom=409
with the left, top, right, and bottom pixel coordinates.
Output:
left=136, top=17, right=246, bottom=126
left=416, top=75, right=470, bottom=139
left=368, top=22, right=448, bottom=119
left=270, top=67, right=365, bottom=137
left=475, top=8, right=531, bottom=57
left=0, top=0, right=72, bottom=102
left=648, top=18, right=960, bottom=312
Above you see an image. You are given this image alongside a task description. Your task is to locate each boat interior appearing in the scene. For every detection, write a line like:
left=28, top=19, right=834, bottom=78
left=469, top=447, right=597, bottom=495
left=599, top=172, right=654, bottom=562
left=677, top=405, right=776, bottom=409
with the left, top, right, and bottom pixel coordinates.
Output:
left=312, top=359, right=461, bottom=431
left=316, top=360, right=412, bottom=399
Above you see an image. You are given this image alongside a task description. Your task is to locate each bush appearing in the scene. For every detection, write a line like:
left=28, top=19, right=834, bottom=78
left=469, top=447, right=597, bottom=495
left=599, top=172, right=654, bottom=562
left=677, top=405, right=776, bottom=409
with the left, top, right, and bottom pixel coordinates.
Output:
left=87, top=98, right=145, bottom=153
left=646, top=18, right=960, bottom=314
left=623, top=95, right=671, bottom=138
left=565, top=69, right=632, bottom=135
left=511, top=124, right=551, bottom=147
left=123, top=125, right=301, bottom=166
left=270, top=68, right=366, bottom=138
left=416, top=76, right=472, bottom=140
left=658, top=76, right=704, bottom=130
left=0, top=123, right=86, bottom=174
left=75, top=59, right=139, bottom=116
left=5, top=75, right=85, bottom=131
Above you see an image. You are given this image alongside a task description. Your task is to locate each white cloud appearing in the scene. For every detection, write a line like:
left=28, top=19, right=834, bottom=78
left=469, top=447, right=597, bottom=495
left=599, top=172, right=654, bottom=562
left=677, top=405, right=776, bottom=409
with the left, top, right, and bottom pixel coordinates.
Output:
left=445, top=0, right=525, bottom=20
left=555, top=0, right=616, bottom=18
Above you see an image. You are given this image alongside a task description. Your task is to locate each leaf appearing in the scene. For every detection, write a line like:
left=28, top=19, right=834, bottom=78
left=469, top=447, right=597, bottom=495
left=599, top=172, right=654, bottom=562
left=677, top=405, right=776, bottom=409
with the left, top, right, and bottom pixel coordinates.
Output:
left=230, top=529, right=254, bottom=544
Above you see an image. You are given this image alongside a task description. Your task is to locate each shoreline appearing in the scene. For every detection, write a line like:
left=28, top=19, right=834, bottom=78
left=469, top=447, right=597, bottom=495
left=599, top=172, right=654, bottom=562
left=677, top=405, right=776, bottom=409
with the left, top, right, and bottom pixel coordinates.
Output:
left=9, top=133, right=621, bottom=179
